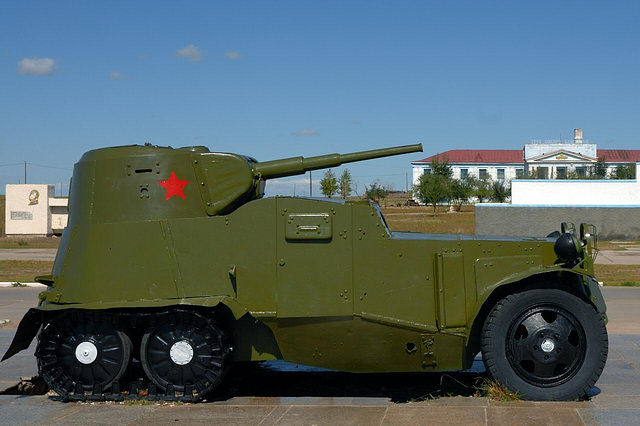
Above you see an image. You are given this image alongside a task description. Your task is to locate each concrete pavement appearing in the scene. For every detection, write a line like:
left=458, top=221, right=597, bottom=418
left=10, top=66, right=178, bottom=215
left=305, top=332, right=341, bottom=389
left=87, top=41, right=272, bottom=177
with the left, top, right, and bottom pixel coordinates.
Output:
left=596, top=248, right=640, bottom=266
left=0, top=249, right=57, bottom=262
left=1, top=287, right=640, bottom=425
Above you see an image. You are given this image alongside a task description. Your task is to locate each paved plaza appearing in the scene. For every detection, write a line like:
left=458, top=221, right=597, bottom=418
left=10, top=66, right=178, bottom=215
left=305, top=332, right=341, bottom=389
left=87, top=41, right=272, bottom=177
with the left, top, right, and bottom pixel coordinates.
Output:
left=0, top=249, right=57, bottom=262
left=1, top=287, right=639, bottom=425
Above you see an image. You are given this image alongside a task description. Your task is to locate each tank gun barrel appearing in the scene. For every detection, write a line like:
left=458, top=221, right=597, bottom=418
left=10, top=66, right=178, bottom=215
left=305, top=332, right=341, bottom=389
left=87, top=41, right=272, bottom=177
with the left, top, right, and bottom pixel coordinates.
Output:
left=253, top=143, right=423, bottom=179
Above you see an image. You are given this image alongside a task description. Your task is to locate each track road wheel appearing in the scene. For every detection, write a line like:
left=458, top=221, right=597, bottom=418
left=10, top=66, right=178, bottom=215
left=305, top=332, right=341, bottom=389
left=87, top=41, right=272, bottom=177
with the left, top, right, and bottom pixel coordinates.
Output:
left=481, top=288, right=608, bottom=401
left=140, top=309, right=230, bottom=398
left=37, top=311, right=132, bottom=396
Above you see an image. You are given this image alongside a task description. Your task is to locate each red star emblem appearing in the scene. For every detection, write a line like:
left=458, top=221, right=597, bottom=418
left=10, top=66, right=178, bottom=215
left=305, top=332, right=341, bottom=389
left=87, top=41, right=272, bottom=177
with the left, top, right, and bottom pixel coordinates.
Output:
left=158, top=171, right=190, bottom=200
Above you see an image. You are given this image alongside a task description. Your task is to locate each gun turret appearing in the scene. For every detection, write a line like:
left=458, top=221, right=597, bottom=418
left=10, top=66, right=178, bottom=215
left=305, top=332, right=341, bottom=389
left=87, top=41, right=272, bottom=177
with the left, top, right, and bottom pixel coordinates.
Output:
left=67, top=143, right=423, bottom=224
left=254, top=144, right=423, bottom=179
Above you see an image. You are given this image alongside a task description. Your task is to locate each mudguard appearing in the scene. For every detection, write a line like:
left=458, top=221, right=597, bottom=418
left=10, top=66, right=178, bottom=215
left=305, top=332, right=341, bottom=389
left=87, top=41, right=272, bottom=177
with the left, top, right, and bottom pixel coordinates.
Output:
left=1, top=295, right=247, bottom=362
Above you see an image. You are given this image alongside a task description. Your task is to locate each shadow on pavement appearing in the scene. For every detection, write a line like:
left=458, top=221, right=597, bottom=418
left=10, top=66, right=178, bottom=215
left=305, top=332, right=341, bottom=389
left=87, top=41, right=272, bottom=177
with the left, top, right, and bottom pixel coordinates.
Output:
left=219, top=362, right=489, bottom=403
left=1, top=358, right=490, bottom=403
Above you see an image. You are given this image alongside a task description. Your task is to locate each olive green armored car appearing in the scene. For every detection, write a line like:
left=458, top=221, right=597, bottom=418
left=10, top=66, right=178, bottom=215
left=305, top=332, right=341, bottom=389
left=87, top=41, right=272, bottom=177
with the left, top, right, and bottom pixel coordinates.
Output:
left=3, top=143, right=608, bottom=402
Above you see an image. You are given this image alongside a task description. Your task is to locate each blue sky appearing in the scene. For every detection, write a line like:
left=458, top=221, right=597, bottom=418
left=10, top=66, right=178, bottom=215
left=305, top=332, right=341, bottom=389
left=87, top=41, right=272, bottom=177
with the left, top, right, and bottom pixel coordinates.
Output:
left=1, top=1, right=639, bottom=196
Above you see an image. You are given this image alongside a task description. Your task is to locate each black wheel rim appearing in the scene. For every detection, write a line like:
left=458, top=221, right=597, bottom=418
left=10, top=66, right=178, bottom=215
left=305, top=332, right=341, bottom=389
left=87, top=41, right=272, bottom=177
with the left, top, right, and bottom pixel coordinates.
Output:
left=506, top=304, right=587, bottom=387
left=37, top=312, right=130, bottom=393
left=141, top=310, right=226, bottom=393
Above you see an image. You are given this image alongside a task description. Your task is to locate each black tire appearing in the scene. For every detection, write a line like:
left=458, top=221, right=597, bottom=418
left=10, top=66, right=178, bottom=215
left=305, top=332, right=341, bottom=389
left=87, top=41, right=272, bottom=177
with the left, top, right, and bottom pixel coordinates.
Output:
left=37, top=311, right=132, bottom=395
left=481, top=288, right=608, bottom=401
left=140, top=309, right=230, bottom=397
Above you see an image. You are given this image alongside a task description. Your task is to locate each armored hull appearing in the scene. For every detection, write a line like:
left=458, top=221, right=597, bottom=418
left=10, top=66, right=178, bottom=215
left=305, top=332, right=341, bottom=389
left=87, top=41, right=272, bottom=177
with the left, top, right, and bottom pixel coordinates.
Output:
left=3, top=143, right=608, bottom=402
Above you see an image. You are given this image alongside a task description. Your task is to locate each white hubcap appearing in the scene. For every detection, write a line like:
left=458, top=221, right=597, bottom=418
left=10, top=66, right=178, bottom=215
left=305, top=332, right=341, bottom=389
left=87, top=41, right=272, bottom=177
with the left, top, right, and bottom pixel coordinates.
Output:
left=170, top=340, right=194, bottom=365
left=75, top=341, right=98, bottom=364
left=541, top=338, right=555, bottom=353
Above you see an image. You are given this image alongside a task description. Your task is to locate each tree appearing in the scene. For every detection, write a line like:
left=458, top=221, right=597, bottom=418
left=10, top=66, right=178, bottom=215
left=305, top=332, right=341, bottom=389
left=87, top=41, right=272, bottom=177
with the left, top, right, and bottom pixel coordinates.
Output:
left=430, top=157, right=453, bottom=178
left=319, top=169, right=338, bottom=198
left=338, top=169, right=353, bottom=199
left=415, top=173, right=451, bottom=213
left=490, top=181, right=511, bottom=202
left=450, top=176, right=473, bottom=212
left=364, top=180, right=390, bottom=206
left=566, top=169, right=581, bottom=180
left=473, top=177, right=493, bottom=203
left=612, top=164, right=636, bottom=179
left=592, top=157, right=608, bottom=179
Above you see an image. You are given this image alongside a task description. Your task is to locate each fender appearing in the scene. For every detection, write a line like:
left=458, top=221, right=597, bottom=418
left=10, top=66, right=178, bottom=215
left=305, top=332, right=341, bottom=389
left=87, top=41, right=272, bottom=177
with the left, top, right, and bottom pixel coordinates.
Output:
left=1, top=295, right=248, bottom=362
left=465, top=265, right=606, bottom=345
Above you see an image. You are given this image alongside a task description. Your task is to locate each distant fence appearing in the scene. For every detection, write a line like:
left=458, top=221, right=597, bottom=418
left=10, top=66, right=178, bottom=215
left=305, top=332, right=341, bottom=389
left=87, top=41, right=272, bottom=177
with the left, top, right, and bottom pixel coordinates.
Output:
left=476, top=204, right=640, bottom=240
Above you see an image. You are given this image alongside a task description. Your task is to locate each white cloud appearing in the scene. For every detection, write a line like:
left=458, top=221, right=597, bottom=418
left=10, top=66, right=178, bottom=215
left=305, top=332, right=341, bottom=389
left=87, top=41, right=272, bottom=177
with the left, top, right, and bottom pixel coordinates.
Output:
left=224, top=51, right=241, bottom=60
left=292, top=129, right=319, bottom=136
left=110, top=71, right=127, bottom=80
left=17, top=57, right=56, bottom=76
left=176, top=44, right=204, bottom=61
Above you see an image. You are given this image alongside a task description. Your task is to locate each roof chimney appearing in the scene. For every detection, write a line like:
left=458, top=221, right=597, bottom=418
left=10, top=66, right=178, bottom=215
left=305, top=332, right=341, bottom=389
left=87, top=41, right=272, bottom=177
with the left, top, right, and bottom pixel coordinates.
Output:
left=574, top=128, right=583, bottom=144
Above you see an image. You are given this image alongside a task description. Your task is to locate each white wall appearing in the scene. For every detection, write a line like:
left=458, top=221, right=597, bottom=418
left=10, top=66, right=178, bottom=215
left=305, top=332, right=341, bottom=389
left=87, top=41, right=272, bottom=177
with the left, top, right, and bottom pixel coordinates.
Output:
left=511, top=163, right=640, bottom=206
left=5, top=184, right=68, bottom=235
left=524, top=142, right=596, bottom=160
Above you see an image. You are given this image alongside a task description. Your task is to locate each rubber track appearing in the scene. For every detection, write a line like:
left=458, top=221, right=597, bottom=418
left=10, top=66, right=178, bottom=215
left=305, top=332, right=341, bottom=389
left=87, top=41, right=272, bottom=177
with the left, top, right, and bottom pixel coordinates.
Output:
left=61, top=380, right=204, bottom=403
left=39, top=309, right=229, bottom=403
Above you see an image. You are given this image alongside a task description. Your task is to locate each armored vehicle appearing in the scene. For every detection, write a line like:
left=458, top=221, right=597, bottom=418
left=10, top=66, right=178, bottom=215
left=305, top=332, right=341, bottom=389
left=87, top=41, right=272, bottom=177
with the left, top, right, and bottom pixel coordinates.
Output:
left=3, top=143, right=607, bottom=402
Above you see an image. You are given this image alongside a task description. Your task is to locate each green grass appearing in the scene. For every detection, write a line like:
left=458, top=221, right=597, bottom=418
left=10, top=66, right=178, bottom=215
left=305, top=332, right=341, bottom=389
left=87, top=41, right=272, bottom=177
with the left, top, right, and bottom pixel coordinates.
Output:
left=594, top=264, right=640, bottom=287
left=608, top=281, right=640, bottom=287
left=0, top=260, right=53, bottom=282
left=0, top=237, right=61, bottom=249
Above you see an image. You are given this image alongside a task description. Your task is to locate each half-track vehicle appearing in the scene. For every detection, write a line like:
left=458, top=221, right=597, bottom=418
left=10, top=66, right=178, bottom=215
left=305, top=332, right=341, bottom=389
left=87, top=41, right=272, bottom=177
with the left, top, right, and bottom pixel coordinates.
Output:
left=3, top=143, right=608, bottom=402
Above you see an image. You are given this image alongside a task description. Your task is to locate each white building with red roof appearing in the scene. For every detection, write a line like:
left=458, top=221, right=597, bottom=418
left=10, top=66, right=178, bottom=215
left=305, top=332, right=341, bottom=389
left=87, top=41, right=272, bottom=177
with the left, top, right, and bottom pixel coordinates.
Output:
left=412, top=129, right=640, bottom=186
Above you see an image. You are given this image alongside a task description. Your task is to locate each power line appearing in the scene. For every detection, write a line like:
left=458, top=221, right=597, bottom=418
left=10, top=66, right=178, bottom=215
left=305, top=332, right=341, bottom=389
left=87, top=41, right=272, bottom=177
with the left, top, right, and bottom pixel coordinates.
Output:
left=27, top=163, right=72, bottom=171
left=0, top=162, right=72, bottom=171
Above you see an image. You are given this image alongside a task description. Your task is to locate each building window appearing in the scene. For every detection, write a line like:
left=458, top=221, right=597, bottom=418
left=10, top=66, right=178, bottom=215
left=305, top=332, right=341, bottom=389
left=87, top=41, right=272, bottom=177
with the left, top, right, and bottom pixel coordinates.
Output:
left=497, top=168, right=505, bottom=181
left=460, top=168, right=468, bottom=178
left=516, top=168, right=524, bottom=178
left=479, top=169, right=488, bottom=180
left=576, top=167, right=586, bottom=177
left=556, top=167, right=567, bottom=179
left=536, top=167, right=548, bottom=179
left=424, top=168, right=432, bottom=175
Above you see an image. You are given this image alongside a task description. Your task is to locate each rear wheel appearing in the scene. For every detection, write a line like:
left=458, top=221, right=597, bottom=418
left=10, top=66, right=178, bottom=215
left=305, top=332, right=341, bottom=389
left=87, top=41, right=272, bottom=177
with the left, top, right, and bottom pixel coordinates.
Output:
left=37, top=311, right=132, bottom=395
left=481, top=288, right=608, bottom=400
left=140, top=309, right=230, bottom=397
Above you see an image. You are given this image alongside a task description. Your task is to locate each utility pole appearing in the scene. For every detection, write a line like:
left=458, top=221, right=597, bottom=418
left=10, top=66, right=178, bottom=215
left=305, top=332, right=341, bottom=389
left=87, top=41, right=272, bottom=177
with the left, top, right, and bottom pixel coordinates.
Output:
left=309, top=171, right=312, bottom=197
left=24, top=161, right=27, bottom=184
left=405, top=172, right=408, bottom=195
left=293, top=183, right=296, bottom=197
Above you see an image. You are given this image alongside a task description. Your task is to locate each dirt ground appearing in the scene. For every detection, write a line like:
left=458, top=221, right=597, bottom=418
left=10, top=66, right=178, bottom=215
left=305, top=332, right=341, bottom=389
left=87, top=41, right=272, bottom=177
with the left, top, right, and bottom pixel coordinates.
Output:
left=381, top=205, right=475, bottom=234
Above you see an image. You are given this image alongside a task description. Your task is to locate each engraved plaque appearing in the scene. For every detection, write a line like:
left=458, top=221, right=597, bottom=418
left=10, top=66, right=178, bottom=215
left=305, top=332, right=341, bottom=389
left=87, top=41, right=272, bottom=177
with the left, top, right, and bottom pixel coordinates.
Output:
left=11, top=211, right=33, bottom=220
